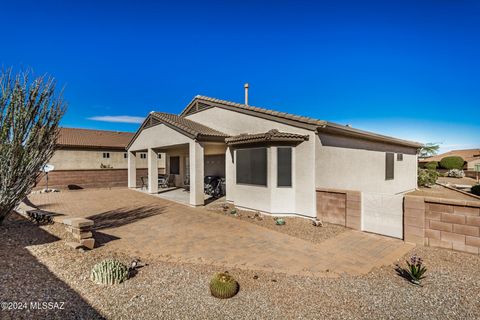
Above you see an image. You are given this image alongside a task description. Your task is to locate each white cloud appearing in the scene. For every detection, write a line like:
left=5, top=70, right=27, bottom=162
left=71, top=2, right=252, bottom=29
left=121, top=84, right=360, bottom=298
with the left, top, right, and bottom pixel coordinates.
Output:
left=88, top=115, right=144, bottom=124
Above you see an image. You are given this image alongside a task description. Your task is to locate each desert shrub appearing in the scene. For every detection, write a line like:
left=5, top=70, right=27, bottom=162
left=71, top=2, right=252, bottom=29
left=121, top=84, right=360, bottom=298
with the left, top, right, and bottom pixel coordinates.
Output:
left=418, top=169, right=438, bottom=187
left=90, top=259, right=129, bottom=285
left=0, top=69, right=65, bottom=224
left=439, top=156, right=465, bottom=170
left=471, top=185, right=480, bottom=196
left=424, top=161, right=438, bottom=170
left=447, top=169, right=465, bottom=178
left=210, top=272, right=239, bottom=299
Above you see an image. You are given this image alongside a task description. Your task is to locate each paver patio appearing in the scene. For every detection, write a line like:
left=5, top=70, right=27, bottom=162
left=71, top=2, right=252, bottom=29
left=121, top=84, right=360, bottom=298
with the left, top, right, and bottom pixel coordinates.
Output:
left=26, top=188, right=414, bottom=276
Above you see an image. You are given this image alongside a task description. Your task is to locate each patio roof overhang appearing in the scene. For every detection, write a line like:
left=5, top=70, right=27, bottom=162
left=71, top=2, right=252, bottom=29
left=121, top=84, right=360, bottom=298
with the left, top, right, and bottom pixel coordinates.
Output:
left=225, top=129, right=309, bottom=147
left=126, top=112, right=229, bottom=150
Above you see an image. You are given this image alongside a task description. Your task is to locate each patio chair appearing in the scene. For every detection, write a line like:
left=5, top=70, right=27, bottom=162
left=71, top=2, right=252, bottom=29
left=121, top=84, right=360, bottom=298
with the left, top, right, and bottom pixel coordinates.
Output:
left=183, top=175, right=190, bottom=191
left=158, top=174, right=170, bottom=188
left=140, top=176, right=148, bottom=190
left=167, top=174, right=175, bottom=187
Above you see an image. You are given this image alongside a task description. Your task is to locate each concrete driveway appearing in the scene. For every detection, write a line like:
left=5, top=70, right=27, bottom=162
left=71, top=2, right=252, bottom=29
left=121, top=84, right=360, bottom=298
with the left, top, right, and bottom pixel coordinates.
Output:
left=27, top=188, right=414, bottom=276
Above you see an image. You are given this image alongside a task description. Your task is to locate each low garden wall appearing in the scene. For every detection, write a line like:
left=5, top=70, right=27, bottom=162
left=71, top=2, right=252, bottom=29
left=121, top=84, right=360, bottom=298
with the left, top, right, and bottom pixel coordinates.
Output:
left=404, top=195, right=480, bottom=255
left=316, top=188, right=361, bottom=230
left=35, top=168, right=151, bottom=190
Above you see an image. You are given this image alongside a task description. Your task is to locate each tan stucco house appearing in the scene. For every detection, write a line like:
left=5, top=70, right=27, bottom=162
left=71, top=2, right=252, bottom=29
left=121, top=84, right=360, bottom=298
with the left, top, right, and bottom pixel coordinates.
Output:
left=127, top=96, right=422, bottom=238
left=37, top=128, right=165, bottom=189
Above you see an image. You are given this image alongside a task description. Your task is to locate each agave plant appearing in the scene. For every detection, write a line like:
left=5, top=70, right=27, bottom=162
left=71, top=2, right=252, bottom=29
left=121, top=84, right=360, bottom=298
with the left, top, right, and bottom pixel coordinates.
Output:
left=405, top=254, right=427, bottom=285
left=209, top=272, right=239, bottom=299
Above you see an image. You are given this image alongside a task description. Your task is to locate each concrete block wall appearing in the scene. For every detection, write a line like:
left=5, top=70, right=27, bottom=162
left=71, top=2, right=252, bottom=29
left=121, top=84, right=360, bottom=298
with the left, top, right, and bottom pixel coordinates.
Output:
left=404, top=195, right=480, bottom=255
left=35, top=168, right=160, bottom=189
left=316, top=188, right=361, bottom=230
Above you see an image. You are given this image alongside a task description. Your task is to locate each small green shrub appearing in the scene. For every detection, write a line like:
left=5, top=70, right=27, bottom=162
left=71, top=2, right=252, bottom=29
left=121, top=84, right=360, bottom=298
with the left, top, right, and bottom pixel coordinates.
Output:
left=418, top=169, right=438, bottom=187
left=424, top=161, right=438, bottom=170
left=439, top=156, right=465, bottom=170
left=90, top=259, right=129, bottom=285
left=472, top=185, right=480, bottom=196
left=210, top=272, right=239, bottom=299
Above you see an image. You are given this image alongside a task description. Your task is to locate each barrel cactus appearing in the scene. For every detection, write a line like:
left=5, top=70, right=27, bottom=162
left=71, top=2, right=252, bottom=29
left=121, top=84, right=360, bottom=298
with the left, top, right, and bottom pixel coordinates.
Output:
left=209, top=272, right=239, bottom=299
left=90, top=259, right=129, bottom=285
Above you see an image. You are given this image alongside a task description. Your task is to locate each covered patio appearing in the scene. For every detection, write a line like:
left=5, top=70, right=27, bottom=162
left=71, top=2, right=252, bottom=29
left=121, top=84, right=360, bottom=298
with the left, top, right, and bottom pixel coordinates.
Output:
left=126, top=112, right=228, bottom=206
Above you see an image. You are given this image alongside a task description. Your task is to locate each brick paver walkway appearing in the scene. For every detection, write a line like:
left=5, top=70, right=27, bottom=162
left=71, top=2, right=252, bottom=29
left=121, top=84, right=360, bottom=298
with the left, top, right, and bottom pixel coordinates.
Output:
left=26, top=188, right=414, bottom=276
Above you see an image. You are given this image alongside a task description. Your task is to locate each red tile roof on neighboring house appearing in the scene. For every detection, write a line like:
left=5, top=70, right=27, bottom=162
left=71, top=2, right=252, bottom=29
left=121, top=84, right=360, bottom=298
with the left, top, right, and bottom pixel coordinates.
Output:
left=57, top=128, right=135, bottom=150
left=422, top=149, right=480, bottom=163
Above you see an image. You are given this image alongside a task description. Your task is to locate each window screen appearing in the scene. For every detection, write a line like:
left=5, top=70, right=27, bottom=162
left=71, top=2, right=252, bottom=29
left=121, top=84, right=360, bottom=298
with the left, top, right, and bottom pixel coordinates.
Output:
left=277, top=147, right=292, bottom=187
left=236, top=148, right=267, bottom=186
left=386, top=152, right=394, bottom=180
left=170, top=156, right=180, bottom=175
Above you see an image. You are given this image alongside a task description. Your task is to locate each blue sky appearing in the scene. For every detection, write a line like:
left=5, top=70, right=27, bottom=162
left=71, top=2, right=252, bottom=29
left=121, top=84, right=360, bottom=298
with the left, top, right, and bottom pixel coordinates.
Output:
left=1, top=0, right=479, bottom=153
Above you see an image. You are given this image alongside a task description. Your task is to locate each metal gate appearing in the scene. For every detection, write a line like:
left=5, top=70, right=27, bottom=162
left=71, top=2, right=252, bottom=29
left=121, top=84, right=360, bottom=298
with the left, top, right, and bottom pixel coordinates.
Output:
left=361, top=192, right=404, bottom=239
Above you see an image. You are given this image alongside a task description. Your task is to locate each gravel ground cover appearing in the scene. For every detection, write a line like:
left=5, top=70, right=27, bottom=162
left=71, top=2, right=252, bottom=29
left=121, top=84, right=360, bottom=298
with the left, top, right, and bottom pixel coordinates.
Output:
left=1, top=214, right=480, bottom=319
left=206, top=200, right=347, bottom=244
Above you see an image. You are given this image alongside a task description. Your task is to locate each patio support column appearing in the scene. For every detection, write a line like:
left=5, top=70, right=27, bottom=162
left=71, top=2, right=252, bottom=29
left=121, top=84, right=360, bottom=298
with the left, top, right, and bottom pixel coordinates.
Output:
left=128, top=151, right=136, bottom=188
left=189, top=141, right=204, bottom=206
left=148, top=148, right=158, bottom=194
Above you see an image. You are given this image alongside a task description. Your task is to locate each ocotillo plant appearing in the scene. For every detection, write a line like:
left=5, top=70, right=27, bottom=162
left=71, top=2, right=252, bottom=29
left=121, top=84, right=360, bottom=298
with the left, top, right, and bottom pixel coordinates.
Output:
left=0, top=69, right=65, bottom=224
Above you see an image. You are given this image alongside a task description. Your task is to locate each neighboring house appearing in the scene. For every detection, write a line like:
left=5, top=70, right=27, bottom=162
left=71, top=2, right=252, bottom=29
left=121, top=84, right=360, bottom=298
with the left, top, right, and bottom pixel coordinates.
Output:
left=419, top=149, right=480, bottom=170
left=127, top=96, right=421, bottom=239
left=36, top=128, right=165, bottom=189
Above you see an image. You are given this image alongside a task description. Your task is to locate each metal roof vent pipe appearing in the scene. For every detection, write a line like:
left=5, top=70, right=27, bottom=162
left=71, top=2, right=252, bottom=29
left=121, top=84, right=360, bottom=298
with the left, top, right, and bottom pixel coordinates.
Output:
left=244, top=83, right=249, bottom=105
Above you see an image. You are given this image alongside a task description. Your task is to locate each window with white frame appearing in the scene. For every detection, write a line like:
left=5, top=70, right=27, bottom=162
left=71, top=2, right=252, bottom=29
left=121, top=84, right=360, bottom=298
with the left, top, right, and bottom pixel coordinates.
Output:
left=103, top=152, right=110, bottom=159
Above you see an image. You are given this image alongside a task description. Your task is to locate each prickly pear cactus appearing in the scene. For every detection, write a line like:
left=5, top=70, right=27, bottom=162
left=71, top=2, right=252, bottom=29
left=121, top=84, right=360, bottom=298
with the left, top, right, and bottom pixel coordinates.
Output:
left=209, top=272, right=239, bottom=299
left=90, top=259, right=129, bottom=285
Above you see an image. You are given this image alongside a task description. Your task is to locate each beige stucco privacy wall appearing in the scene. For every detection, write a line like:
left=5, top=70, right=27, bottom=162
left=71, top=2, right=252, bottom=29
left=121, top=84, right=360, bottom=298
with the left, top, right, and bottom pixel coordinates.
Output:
left=49, top=149, right=165, bottom=170
left=186, top=106, right=317, bottom=217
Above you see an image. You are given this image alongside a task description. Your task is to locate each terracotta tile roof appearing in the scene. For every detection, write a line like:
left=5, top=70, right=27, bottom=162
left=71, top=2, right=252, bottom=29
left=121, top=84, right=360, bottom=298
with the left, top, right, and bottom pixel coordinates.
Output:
left=184, top=95, right=326, bottom=128
left=57, top=128, right=134, bottom=150
left=422, top=149, right=480, bottom=163
left=151, top=112, right=228, bottom=138
left=225, top=129, right=309, bottom=146
left=181, top=95, right=422, bottom=148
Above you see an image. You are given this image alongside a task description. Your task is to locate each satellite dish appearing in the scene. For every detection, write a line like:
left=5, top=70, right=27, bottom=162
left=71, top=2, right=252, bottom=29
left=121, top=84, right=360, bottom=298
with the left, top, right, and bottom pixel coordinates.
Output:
left=42, top=164, right=55, bottom=173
